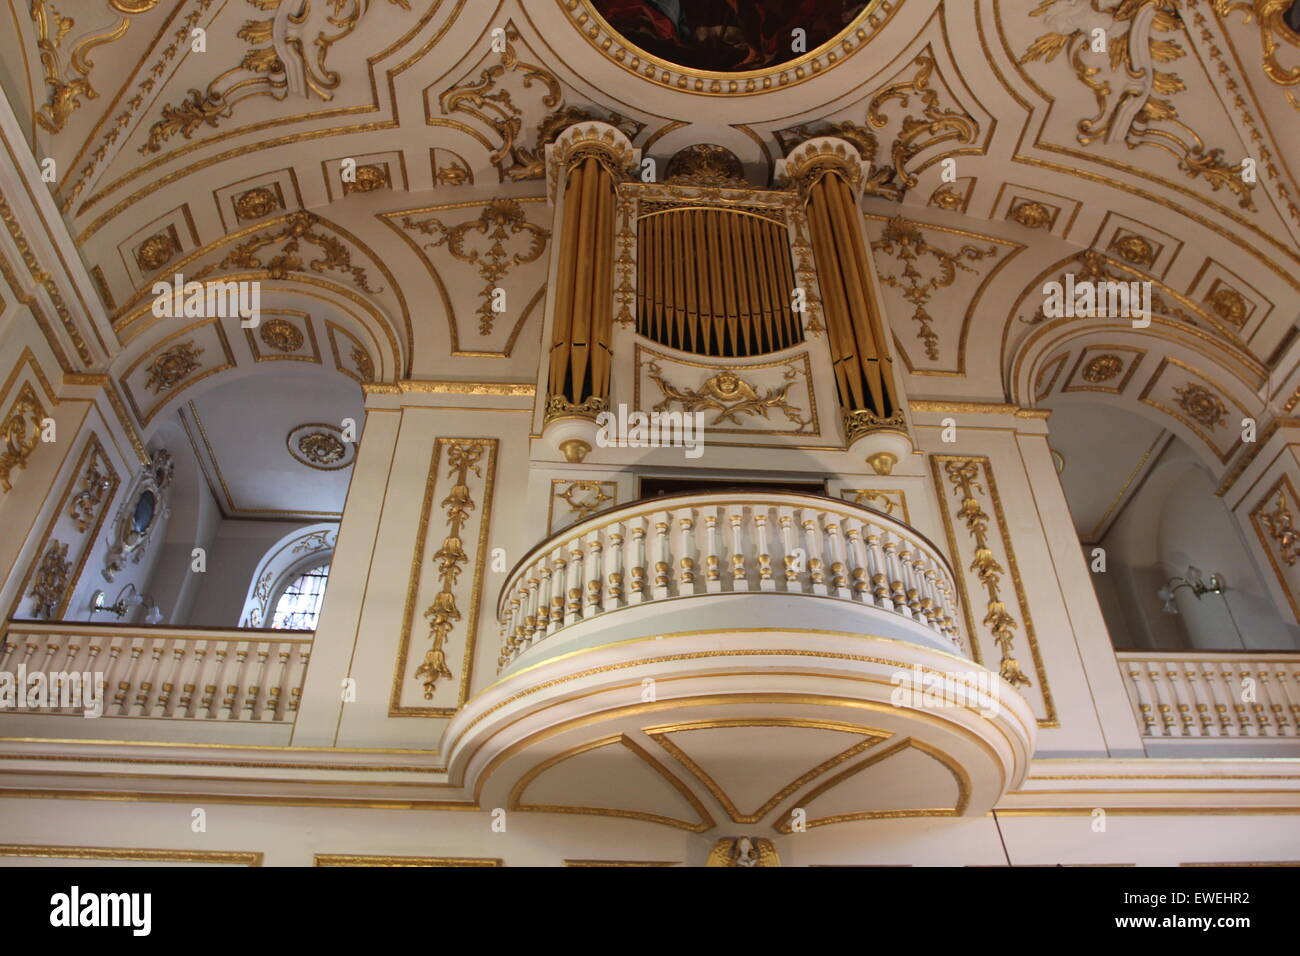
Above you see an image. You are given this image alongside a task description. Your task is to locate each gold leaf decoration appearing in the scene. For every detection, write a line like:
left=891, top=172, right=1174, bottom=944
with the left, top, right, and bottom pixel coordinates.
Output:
left=0, top=383, right=47, bottom=493
left=1173, top=381, right=1228, bottom=427
left=28, top=540, right=71, bottom=619
left=646, top=362, right=812, bottom=432
left=143, top=341, right=204, bottom=394
left=194, top=211, right=379, bottom=293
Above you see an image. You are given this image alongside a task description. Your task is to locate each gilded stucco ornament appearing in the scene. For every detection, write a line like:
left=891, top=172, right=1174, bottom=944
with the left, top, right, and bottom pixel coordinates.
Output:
left=286, top=424, right=354, bottom=471
left=399, top=199, right=550, bottom=335
left=1111, top=234, right=1157, bottom=266
left=29, top=540, right=72, bottom=619
left=69, top=461, right=112, bottom=533
left=1021, top=0, right=1257, bottom=209
left=31, top=0, right=131, bottom=133
left=134, top=232, right=178, bottom=272
left=234, top=186, right=283, bottom=221
left=1213, top=0, right=1300, bottom=108
left=1257, top=486, right=1299, bottom=565
left=343, top=164, right=390, bottom=195
left=706, top=837, right=780, bottom=867
left=1173, top=382, right=1229, bottom=427
left=1205, top=286, right=1249, bottom=325
left=0, top=383, right=47, bottom=493
left=944, top=460, right=1031, bottom=688
left=103, top=450, right=173, bottom=582
left=1010, top=200, right=1053, bottom=229
left=259, top=318, right=304, bottom=353
left=1082, top=353, right=1125, bottom=383
left=647, top=362, right=812, bottom=431
left=194, top=211, right=379, bottom=293
left=663, top=144, right=746, bottom=186
left=871, top=218, right=997, bottom=362
left=144, top=341, right=204, bottom=394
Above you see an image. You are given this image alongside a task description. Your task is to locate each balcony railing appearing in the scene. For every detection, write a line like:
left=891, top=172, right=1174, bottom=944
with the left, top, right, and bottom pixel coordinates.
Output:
left=498, top=491, right=964, bottom=669
left=1117, top=650, right=1300, bottom=738
left=1, top=621, right=311, bottom=721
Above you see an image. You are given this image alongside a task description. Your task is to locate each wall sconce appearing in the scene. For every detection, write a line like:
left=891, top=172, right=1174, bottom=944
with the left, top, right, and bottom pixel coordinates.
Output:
left=1157, top=566, right=1226, bottom=615
left=90, top=583, right=163, bottom=625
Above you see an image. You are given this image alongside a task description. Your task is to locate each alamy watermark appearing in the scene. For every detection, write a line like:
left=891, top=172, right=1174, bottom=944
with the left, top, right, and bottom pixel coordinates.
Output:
left=890, top=666, right=1001, bottom=718
left=595, top=404, right=705, bottom=459
left=151, top=273, right=261, bottom=326
left=1042, top=275, right=1151, bottom=328
left=0, top=664, right=104, bottom=717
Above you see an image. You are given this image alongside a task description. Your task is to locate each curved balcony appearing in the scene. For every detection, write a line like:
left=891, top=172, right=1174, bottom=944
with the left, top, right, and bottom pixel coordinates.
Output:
left=496, top=491, right=965, bottom=673
left=447, top=491, right=1035, bottom=836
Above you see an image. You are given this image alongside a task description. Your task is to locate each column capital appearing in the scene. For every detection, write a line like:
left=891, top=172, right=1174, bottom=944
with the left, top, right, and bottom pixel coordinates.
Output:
left=775, top=136, right=871, bottom=197
left=545, top=122, right=640, bottom=202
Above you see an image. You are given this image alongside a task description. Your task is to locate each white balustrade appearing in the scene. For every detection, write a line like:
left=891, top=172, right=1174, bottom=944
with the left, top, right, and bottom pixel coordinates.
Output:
left=0, top=622, right=311, bottom=722
left=498, top=491, right=964, bottom=669
left=1117, top=650, right=1300, bottom=738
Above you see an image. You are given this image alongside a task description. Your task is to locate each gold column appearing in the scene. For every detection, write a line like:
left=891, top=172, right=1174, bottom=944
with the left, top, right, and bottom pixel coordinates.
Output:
left=544, top=126, right=631, bottom=424
left=786, top=140, right=906, bottom=446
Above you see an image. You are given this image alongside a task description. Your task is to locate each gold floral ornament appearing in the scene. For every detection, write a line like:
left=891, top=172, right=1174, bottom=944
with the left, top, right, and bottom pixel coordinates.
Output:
left=70, top=461, right=112, bottom=532
left=29, top=540, right=72, bottom=619
left=663, top=144, right=747, bottom=186
left=350, top=345, right=374, bottom=382
left=871, top=217, right=997, bottom=361
left=929, top=184, right=967, bottom=210
left=416, top=441, right=485, bottom=699
left=141, top=0, right=412, bottom=153
left=1205, top=285, right=1248, bottom=325
left=194, top=211, right=379, bottom=293
left=435, top=28, right=642, bottom=182
left=557, top=480, right=614, bottom=520
left=1082, top=353, right=1125, bottom=383
left=1214, top=0, right=1300, bottom=109
left=144, top=341, right=204, bottom=394
left=1010, top=200, right=1053, bottom=229
left=647, top=362, right=813, bottom=431
left=233, top=186, right=282, bottom=221
left=1, top=384, right=47, bottom=493
left=343, top=164, right=390, bottom=195
left=1257, top=486, right=1299, bottom=566
left=1173, top=382, right=1228, bottom=428
left=1021, top=0, right=1256, bottom=209
left=866, top=54, right=979, bottom=194
left=1111, top=234, right=1156, bottom=266
left=400, top=199, right=549, bottom=335
left=945, top=461, right=1031, bottom=687
left=32, top=0, right=131, bottom=133
left=259, top=317, right=304, bottom=353
left=297, top=432, right=346, bottom=466
left=134, top=231, right=178, bottom=272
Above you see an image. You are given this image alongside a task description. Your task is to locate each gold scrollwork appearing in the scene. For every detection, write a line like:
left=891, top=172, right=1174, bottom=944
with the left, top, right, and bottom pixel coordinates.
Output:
left=1256, top=483, right=1299, bottom=565
left=555, top=480, right=615, bottom=521
left=415, top=440, right=486, bottom=700
left=1214, top=0, right=1300, bottom=107
left=32, top=0, right=131, bottom=133
left=69, top=460, right=111, bottom=533
left=143, top=341, right=203, bottom=394
left=399, top=199, right=549, bottom=335
left=871, top=217, right=997, bottom=361
left=193, top=211, right=379, bottom=293
left=28, top=540, right=71, bottom=620
left=1173, top=381, right=1229, bottom=427
left=0, top=383, right=47, bottom=493
left=141, top=0, right=412, bottom=154
left=647, top=361, right=812, bottom=432
left=867, top=54, right=978, bottom=193
left=943, top=460, right=1031, bottom=688
left=1021, top=0, right=1256, bottom=209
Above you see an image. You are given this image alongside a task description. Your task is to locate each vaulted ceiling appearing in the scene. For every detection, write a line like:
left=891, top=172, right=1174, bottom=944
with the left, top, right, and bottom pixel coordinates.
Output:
left=1, top=0, right=1296, bottom=474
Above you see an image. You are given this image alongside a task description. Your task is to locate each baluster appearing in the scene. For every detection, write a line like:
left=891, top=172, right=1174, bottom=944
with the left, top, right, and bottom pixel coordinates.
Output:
left=289, top=649, right=310, bottom=713
left=53, top=638, right=83, bottom=713
left=802, top=514, right=827, bottom=596
left=1180, top=659, right=1217, bottom=737
left=607, top=523, right=626, bottom=605
left=778, top=508, right=800, bottom=592
left=206, top=645, right=231, bottom=719
left=920, top=566, right=941, bottom=632
left=678, top=511, right=697, bottom=594
left=1125, top=664, right=1157, bottom=736
left=523, top=573, right=542, bottom=648
left=863, top=526, right=891, bottom=610
left=548, top=550, right=566, bottom=629
left=0, top=632, right=17, bottom=672
left=1202, top=664, right=1236, bottom=736
left=535, top=561, right=554, bottom=643
left=1227, top=663, right=1253, bottom=736
left=1164, top=665, right=1196, bottom=737
left=652, top=515, right=672, bottom=599
left=628, top=518, right=647, bottom=604
left=825, top=518, right=849, bottom=598
left=584, top=531, right=603, bottom=615
left=882, top=534, right=910, bottom=618
left=246, top=644, right=272, bottom=720
left=268, top=645, right=292, bottom=721
left=153, top=644, right=187, bottom=718
left=565, top=539, right=584, bottom=624
left=180, top=643, right=207, bottom=718
left=754, top=508, right=775, bottom=590
left=728, top=507, right=748, bottom=590
left=1273, top=661, right=1300, bottom=737
left=111, top=640, right=144, bottom=716
left=844, top=521, right=869, bottom=602
left=702, top=511, right=722, bottom=593
left=1142, top=661, right=1175, bottom=736
left=133, top=639, right=166, bottom=716
left=1245, top=662, right=1270, bottom=736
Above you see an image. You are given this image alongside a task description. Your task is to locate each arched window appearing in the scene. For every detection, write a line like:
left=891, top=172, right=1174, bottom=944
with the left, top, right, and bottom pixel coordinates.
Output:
left=269, top=563, right=331, bottom=631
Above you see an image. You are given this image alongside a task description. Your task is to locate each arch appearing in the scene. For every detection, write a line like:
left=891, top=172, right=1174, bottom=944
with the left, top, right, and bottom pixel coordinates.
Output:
left=239, top=523, right=339, bottom=629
